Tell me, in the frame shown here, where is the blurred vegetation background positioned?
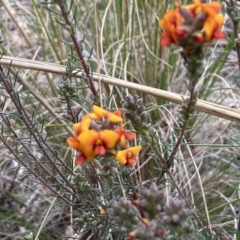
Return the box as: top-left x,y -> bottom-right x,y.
0,0 -> 240,239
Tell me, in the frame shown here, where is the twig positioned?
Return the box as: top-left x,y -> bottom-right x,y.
0,113 -> 73,194
0,65 -> 76,193
167,84 -> 196,169
163,162 -> 204,228
57,0 -> 98,97
0,135 -> 72,205
65,95 -> 77,123
5,64 -> 73,136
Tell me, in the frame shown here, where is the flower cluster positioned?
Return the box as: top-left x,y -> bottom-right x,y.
159,0 -> 225,48
161,198 -> 193,233
107,183 -> 193,239
122,95 -> 147,131
108,198 -> 140,231
67,105 -> 142,166
133,183 -> 166,220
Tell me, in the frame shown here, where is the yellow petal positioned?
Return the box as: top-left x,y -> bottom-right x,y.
118,135 -> 127,147
67,138 -> 80,151
115,151 -> 127,165
73,117 -> 91,135
92,105 -> 107,118
100,209 -> 106,215
214,14 -> 224,28
203,2 -> 221,14
115,146 -> 142,165
203,18 -> 215,40
128,146 -> 142,156
99,130 -> 120,149
85,112 -> 100,120
92,105 -> 123,122
106,112 -> 123,123
78,130 -> 98,160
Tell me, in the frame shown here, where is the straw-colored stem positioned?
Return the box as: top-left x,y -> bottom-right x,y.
1,56 -> 240,123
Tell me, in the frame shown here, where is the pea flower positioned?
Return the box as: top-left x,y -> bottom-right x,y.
115,125 -> 136,147
100,209 -> 106,215
115,146 -> 142,166
67,105 -> 141,166
78,129 -> 120,158
72,117 -> 91,136
87,105 -> 123,123
159,0 -> 225,48
67,129 -> 120,165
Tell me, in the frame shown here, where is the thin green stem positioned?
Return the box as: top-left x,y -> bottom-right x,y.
57,0 -> 98,97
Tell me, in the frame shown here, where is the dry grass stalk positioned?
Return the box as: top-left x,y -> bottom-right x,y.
1,55 -> 240,123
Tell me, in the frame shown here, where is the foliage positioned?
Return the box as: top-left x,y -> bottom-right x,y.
0,0 -> 240,239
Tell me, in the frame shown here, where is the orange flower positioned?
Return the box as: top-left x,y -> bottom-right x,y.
100,209 -> 106,215
159,0 -> 225,47
67,129 -> 120,165
87,105 -> 123,123
115,126 -> 136,147
189,0 -> 225,41
115,146 -> 142,166
67,105 -> 139,166
159,8 -> 184,46
73,117 -> 91,136
67,137 -> 81,152
77,129 -> 120,161
187,0 -> 221,14
201,7 -> 224,41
